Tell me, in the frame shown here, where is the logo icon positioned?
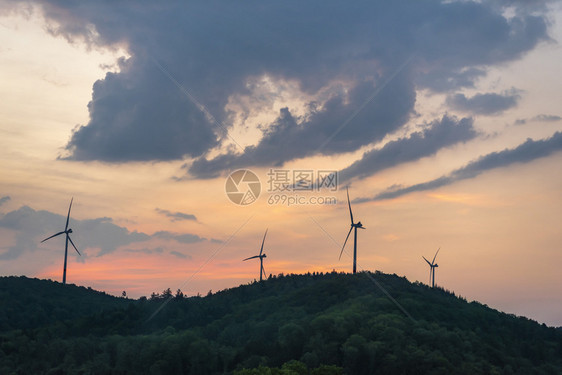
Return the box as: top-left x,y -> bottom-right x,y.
225,169 -> 261,205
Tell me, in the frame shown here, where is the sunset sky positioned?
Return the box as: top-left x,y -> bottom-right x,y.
1,1 -> 561,326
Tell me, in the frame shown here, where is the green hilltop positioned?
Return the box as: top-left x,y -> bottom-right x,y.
0,272 -> 561,374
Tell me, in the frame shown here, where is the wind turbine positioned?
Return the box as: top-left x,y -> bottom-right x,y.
243,229 -> 268,281
40,198 -> 81,284
339,188 -> 365,274
422,248 -> 440,288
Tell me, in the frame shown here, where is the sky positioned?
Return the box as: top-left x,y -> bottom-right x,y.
1,0 -> 561,326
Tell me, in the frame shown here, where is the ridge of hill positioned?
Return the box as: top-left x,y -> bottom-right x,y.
0,276 -> 128,331
0,272 -> 561,374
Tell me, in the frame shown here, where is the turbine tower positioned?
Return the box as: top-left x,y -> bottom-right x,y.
243,229 -> 268,281
339,188 -> 365,274
40,198 -> 81,284
422,248 -> 440,288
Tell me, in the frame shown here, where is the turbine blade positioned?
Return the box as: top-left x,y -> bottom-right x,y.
261,263 -> 266,279
432,248 -> 440,264
68,236 -> 81,256
40,231 -> 65,243
347,187 -> 354,224
243,255 -> 260,261
422,256 -> 432,266
339,227 -> 353,260
65,197 -> 73,231
259,228 -> 268,256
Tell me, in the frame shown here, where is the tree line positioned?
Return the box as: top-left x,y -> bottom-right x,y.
1,273 -> 561,374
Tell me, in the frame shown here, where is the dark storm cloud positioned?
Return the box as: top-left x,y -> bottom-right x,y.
61,60 -> 220,162
446,90 -> 521,115
0,196 -> 10,207
3,1 -> 549,172
366,131 -> 562,201
416,67 -> 487,92
155,208 -> 197,222
189,75 -> 415,178
0,205 -> 207,260
339,116 -> 477,182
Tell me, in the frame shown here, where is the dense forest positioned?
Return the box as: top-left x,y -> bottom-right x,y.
1,272 -> 561,374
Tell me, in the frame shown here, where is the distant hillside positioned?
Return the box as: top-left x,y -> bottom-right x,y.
0,276 -> 128,331
0,272 -> 561,374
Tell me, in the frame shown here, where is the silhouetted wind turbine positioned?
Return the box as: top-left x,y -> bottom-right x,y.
243,229 -> 268,281
339,188 -> 365,274
422,248 -> 440,288
40,198 -> 81,284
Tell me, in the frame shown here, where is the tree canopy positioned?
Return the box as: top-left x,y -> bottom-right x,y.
0,272 -> 561,374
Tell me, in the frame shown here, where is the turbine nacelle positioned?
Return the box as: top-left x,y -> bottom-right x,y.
353,221 -> 364,229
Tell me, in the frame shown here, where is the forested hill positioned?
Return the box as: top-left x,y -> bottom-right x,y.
0,276 -> 129,331
1,272 -> 561,374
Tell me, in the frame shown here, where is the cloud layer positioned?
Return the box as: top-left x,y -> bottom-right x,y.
446,90 -> 521,115
189,75 -> 415,178
0,205 -> 208,260
0,196 -> 10,207
515,114 -> 562,125
369,131 -> 562,201
156,208 -> 197,222
3,0 -> 549,180
339,116 -> 477,182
